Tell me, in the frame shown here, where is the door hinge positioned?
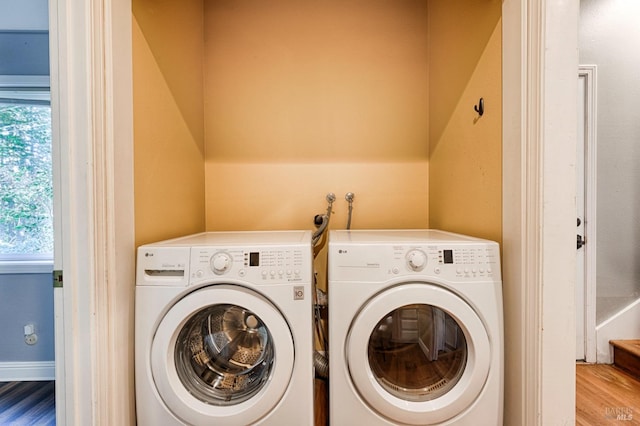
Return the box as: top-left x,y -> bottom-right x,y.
53,270 -> 63,288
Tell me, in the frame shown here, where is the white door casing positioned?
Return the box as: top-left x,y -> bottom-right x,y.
576,73 -> 585,360
49,0 -> 135,424
576,66 -> 597,363
502,0 -> 578,424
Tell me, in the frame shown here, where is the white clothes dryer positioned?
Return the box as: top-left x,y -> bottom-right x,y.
328,230 -> 503,426
135,231 -> 314,426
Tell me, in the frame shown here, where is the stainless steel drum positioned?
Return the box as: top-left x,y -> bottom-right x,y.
174,304 -> 274,405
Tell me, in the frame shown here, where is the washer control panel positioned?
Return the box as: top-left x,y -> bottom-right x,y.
190,246 -> 310,284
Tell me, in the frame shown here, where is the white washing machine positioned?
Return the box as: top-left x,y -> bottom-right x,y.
328,229 -> 503,425
135,231 -> 314,426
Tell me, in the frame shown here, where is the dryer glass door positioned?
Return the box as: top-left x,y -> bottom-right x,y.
368,304 -> 467,402
347,283 -> 490,425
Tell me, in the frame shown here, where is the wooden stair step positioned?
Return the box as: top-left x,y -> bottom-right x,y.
610,340 -> 640,380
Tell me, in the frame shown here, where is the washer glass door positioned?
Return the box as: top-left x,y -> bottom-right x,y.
347,283 -> 491,425
174,303 -> 274,405
151,285 -> 294,426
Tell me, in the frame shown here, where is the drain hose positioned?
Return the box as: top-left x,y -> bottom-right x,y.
314,350 -> 329,379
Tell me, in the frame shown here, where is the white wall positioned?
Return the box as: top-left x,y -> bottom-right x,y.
0,0 -> 48,30
579,0 -> 640,323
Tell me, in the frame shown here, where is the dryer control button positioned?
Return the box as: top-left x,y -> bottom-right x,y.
406,249 -> 427,271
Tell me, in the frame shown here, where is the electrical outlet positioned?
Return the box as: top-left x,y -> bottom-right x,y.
25,334 -> 38,345
24,324 -> 38,345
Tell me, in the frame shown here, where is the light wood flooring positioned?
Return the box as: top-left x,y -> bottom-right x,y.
315,378 -> 328,426
1,367 -> 632,425
576,364 -> 640,425
317,364 -> 640,425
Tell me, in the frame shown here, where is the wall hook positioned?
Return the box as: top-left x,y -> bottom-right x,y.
474,98 -> 484,116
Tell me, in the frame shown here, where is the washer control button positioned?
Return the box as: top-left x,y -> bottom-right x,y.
210,252 -> 232,275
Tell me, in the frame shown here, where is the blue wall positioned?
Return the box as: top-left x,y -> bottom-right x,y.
0,0 -> 54,380
0,31 -> 49,75
0,273 -> 55,362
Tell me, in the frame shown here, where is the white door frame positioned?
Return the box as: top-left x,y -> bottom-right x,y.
51,0 -> 578,424
50,0 -> 135,424
502,0 -> 578,425
576,65 -> 598,363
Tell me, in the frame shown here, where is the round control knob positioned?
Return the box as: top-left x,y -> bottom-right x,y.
406,250 -> 427,271
210,252 -> 232,275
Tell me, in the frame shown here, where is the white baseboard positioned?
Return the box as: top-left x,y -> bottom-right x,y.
0,361 -> 55,381
596,298 -> 640,364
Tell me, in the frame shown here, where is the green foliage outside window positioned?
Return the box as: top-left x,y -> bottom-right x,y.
0,102 -> 53,256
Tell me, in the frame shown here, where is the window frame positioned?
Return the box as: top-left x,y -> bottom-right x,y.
0,74 -> 53,274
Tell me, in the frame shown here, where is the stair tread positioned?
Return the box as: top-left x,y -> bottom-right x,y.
610,339 -> 640,358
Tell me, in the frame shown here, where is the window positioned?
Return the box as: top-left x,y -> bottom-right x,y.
0,76 -> 52,264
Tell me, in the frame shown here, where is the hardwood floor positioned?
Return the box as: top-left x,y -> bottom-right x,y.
576,364 -> 640,425
0,368 -> 631,425
315,378 -> 328,426
0,381 -> 55,426
317,364 -> 640,425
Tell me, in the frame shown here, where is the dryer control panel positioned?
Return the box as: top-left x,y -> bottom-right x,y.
190,246 -> 311,285
330,242 -> 501,283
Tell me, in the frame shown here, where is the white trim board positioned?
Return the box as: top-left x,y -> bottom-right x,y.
0,261 -> 53,275
0,361 -> 55,381
49,0 -> 136,423
596,298 -> 640,364
502,0 -> 578,424
578,65 -> 598,363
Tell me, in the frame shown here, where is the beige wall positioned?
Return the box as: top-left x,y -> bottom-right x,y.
428,0 -> 502,243
132,1 -> 206,246
203,0 -> 430,237
133,0 -> 501,246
